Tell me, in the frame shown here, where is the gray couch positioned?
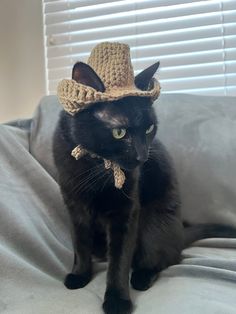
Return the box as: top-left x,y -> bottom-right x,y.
1,94 -> 236,314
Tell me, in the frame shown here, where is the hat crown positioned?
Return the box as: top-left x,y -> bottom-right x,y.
57,41 -> 161,115
87,42 -> 135,91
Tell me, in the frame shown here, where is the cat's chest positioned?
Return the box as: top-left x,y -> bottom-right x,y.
68,158 -> 136,215
92,186 -> 133,216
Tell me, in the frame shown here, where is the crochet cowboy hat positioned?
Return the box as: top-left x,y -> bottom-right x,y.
57,42 -> 161,115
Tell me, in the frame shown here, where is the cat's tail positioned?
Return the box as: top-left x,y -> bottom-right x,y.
183,221 -> 236,248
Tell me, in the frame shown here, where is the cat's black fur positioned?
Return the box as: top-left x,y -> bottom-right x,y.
53,62 -> 236,314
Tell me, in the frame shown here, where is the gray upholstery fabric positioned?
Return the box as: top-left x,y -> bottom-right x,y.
0,94 -> 236,313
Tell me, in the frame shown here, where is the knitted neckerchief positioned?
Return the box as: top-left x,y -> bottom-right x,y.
71,145 -> 125,189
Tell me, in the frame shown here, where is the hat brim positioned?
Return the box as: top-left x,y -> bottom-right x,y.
57,78 -> 161,115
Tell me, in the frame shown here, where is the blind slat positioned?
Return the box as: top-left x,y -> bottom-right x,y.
43,0 -> 236,96
167,86 -> 236,96
46,10 -> 236,39
45,0 -> 119,14
46,6 -> 236,36
162,73 -> 236,90
47,47 -> 236,70
47,35 -> 236,62
45,0 -> 208,15
48,61 -> 236,81
45,0 -> 223,26
47,23 -> 235,58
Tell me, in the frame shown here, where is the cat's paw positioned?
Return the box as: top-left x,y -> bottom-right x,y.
103,289 -> 133,314
64,272 -> 91,290
131,268 -> 158,291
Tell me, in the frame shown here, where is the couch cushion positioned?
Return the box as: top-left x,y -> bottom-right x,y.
156,94 -> 236,226
29,94 -> 236,226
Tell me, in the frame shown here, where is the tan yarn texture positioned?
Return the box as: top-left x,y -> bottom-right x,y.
58,42 -> 161,189
72,145 -> 125,189
57,42 -> 161,115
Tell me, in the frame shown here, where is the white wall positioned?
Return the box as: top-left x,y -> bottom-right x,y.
0,0 -> 46,123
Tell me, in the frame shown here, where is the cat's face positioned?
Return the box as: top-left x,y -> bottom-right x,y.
67,59 -> 160,170
70,96 -> 157,170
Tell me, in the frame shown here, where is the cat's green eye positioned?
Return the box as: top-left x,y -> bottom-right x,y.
112,128 -> 126,139
146,124 -> 155,134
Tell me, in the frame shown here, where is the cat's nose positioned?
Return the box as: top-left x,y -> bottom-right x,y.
133,136 -> 148,163
136,152 -> 148,163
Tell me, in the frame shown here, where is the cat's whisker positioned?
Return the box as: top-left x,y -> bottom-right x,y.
79,173 -> 105,195
67,162 -> 104,184
75,166 -> 107,194
84,168 -> 108,192
120,188 -> 134,201
66,163 -> 104,191
100,171 -> 113,191
147,154 -> 156,162
85,171 -> 110,194
70,167 -> 103,194
148,149 -> 160,162
76,163 -> 103,177
148,149 -> 158,155
91,167 -> 114,192
73,170 -> 105,194
69,169 -> 101,193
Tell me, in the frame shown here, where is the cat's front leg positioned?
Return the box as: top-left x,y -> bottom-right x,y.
63,196 -> 93,290
131,212 -> 183,291
103,209 -> 139,314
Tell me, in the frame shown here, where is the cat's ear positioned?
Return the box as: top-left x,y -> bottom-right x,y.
135,61 -> 160,90
72,62 -> 105,92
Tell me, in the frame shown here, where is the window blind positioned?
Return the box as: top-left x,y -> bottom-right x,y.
43,0 -> 236,96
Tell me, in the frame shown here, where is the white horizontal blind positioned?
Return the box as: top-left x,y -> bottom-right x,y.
43,0 -> 236,96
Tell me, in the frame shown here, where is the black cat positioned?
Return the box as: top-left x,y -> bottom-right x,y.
53,62 -> 236,314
